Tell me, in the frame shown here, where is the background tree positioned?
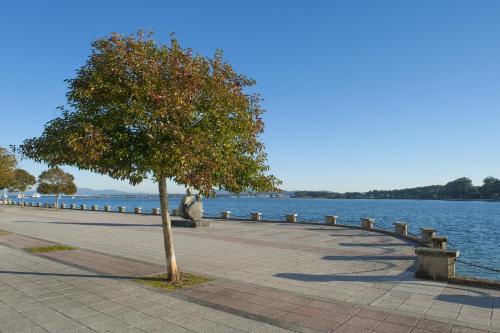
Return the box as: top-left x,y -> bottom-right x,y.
480,177 -> 500,199
0,147 -> 17,203
37,167 -> 77,208
18,31 -> 281,282
440,177 -> 478,199
8,169 -> 36,205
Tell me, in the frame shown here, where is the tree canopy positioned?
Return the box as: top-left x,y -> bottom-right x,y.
9,169 -> 36,194
0,147 -> 17,190
37,167 -> 77,197
17,31 -> 280,282
19,31 -> 280,195
481,177 -> 500,199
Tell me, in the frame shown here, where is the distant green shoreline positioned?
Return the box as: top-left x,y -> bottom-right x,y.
292,176 -> 500,201
290,196 -> 500,202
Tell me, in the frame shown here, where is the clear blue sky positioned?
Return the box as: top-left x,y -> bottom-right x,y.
1,0 -> 500,194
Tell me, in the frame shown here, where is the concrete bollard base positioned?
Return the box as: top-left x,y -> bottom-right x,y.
420,228 -> 436,243
361,218 -> 375,230
251,212 -> 262,221
415,247 -> 459,280
325,215 -> 338,225
394,222 -> 408,236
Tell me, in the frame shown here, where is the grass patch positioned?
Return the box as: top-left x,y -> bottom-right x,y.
135,273 -> 212,291
25,245 -> 76,253
0,229 -> 12,236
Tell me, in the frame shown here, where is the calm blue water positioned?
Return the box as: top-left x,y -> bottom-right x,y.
13,196 -> 500,281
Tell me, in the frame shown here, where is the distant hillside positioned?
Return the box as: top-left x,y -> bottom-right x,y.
292,177 -> 500,200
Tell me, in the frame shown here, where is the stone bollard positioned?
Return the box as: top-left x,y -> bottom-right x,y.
70,204 -> 76,209
60,203 -> 66,209
325,215 -> 338,225
118,206 -> 126,213
92,205 -> 98,211
431,236 -> 448,250
152,208 -> 160,215
134,207 -> 142,214
80,204 -> 87,210
104,205 -> 111,212
420,228 -> 436,243
394,222 -> 408,236
250,212 -> 262,221
221,211 -> 231,219
415,247 -> 459,280
286,213 -> 298,222
361,218 -> 375,230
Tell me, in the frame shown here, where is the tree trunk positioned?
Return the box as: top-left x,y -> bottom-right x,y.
158,177 -> 180,282
55,194 -> 59,210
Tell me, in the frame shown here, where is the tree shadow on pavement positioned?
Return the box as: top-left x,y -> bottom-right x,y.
339,242 -> 409,247
322,255 -> 414,261
0,270 -> 165,281
436,293 -> 495,308
274,271 -> 416,282
13,221 -> 162,227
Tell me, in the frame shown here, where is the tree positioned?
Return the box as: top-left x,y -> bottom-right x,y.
441,177 -> 478,199
9,169 -> 36,205
37,167 -> 77,208
481,177 -> 500,199
0,147 -> 17,203
18,31 -> 281,282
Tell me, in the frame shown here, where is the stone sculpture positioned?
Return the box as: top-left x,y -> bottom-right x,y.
178,189 -> 203,221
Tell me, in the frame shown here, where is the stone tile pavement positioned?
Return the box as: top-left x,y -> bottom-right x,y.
0,244 -> 292,333
1,206 -> 499,332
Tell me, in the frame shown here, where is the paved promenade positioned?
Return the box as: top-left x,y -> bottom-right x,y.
0,206 -> 498,332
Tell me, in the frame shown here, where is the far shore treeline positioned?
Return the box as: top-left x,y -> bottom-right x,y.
293,177 -> 500,200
